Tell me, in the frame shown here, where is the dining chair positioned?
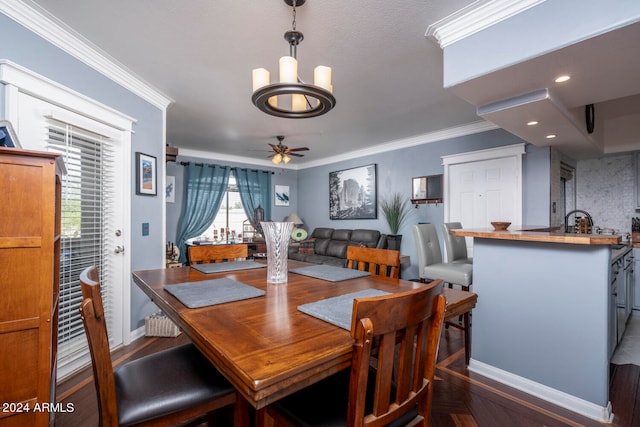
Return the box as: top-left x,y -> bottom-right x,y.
346,246 -> 401,279
188,243 -> 249,265
442,222 -> 473,265
267,280 -> 446,426
79,266 -> 239,426
413,223 -> 472,291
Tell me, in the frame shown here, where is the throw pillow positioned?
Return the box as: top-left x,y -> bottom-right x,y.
298,238 -> 316,254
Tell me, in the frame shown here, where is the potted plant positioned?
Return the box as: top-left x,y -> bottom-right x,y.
380,192 -> 411,251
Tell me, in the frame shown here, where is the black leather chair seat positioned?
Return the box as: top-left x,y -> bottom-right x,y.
269,368 -> 418,427
115,344 -> 235,426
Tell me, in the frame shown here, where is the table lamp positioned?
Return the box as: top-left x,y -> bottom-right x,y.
286,213 -> 307,241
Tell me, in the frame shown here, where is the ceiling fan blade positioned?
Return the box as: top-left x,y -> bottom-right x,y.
287,152 -> 304,157
285,147 -> 310,152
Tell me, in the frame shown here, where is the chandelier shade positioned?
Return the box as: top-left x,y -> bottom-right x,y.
251,0 -> 335,119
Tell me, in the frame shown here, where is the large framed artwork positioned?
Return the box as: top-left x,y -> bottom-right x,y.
329,164 -> 377,220
136,152 -> 157,196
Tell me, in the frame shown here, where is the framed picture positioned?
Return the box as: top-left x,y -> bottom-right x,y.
329,164 -> 377,220
275,185 -> 290,206
136,152 -> 157,196
0,120 -> 21,148
166,175 -> 176,203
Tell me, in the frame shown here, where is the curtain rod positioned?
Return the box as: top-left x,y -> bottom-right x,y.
179,162 -> 274,174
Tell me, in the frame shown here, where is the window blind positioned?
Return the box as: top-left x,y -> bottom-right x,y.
47,119 -> 118,370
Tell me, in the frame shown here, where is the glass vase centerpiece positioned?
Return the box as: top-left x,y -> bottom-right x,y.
261,221 -> 294,284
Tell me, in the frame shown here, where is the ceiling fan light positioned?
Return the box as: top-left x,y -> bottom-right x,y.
272,153 -> 283,164
282,154 -> 291,164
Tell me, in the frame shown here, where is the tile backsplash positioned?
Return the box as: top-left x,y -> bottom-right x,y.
576,153 -> 636,233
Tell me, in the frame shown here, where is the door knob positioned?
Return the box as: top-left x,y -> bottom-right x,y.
114,245 -> 125,254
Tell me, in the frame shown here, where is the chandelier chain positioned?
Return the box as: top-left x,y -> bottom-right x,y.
291,0 -> 297,31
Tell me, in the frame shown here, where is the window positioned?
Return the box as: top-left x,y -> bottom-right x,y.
195,174 -> 250,242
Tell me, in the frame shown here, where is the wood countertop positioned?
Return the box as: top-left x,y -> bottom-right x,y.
449,227 -> 621,245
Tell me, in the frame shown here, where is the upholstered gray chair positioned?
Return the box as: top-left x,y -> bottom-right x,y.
413,223 -> 472,291
442,222 -> 473,264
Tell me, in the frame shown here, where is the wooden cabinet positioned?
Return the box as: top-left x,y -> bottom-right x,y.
247,241 -> 266,258
0,148 -> 64,426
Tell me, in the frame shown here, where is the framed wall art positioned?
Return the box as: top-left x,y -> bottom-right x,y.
329,164 -> 377,220
166,175 -> 176,203
136,152 -> 157,196
275,185 -> 290,206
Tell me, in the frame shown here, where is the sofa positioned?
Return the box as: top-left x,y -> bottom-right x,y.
288,227 -> 386,267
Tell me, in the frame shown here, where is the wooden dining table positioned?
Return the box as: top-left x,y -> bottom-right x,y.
132,259 -> 476,424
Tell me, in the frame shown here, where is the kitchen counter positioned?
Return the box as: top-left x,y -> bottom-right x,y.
450,226 -> 621,245
458,227 -> 614,422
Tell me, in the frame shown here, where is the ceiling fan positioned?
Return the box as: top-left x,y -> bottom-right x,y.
269,135 -> 309,164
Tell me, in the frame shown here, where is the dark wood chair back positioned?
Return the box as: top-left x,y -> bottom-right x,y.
79,266 -> 238,426
346,246 -> 401,279
348,280 -> 445,426
79,266 -> 119,426
188,244 -> 249,264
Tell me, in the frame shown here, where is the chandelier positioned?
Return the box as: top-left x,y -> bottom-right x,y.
251,0 -> 335,119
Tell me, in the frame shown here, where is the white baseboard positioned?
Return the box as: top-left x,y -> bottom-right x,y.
130,325 -> 146,341
468,359 -> 614,424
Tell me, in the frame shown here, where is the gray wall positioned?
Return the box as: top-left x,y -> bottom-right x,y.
1,13 -> 165,331
296,128 -> 548,279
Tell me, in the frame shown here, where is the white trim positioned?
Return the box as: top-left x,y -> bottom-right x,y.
469,358 -> 614,423
0,0 -> 172,110
425,0 -> 546,48
0,60 -> 136,131
178,121 -> 498,170
442,142 -> 525,165
300,121 -> 498,169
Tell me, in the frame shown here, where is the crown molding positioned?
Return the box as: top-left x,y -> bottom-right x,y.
1,0 -> 173,110
426,0 -> 546,48
298,120 -> 498,169
176,121 -> 498,171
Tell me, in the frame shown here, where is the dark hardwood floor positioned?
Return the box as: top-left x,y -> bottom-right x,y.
55,326 -> 640,426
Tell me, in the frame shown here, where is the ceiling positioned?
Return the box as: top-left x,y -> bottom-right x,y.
22,0 -> 640,166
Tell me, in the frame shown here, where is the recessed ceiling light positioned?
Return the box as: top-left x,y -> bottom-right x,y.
554,75 -> 571,83
546,134 -> 557,139
527,121 -> 539,126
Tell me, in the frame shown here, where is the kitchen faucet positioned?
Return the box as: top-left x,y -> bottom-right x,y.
564,209 -> 593,233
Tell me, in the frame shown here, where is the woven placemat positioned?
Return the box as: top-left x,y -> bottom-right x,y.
289,264 -> 371,282
165,278 -> 265,308
298,289 -> 389,330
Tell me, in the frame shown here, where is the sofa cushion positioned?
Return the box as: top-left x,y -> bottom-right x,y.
298,238 -> 315,254
325,240 -> 349,259
330,229 -> 352,241
311,228 -> 334,239
311,228 -> 334,255
349,229 -> 381,248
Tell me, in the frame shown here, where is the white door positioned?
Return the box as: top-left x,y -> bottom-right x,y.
14,91 -> 131,379
444,144 -> 524,256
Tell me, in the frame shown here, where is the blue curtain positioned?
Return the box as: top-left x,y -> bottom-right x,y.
175,163 -> 230,263
233,168 -> 272,226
